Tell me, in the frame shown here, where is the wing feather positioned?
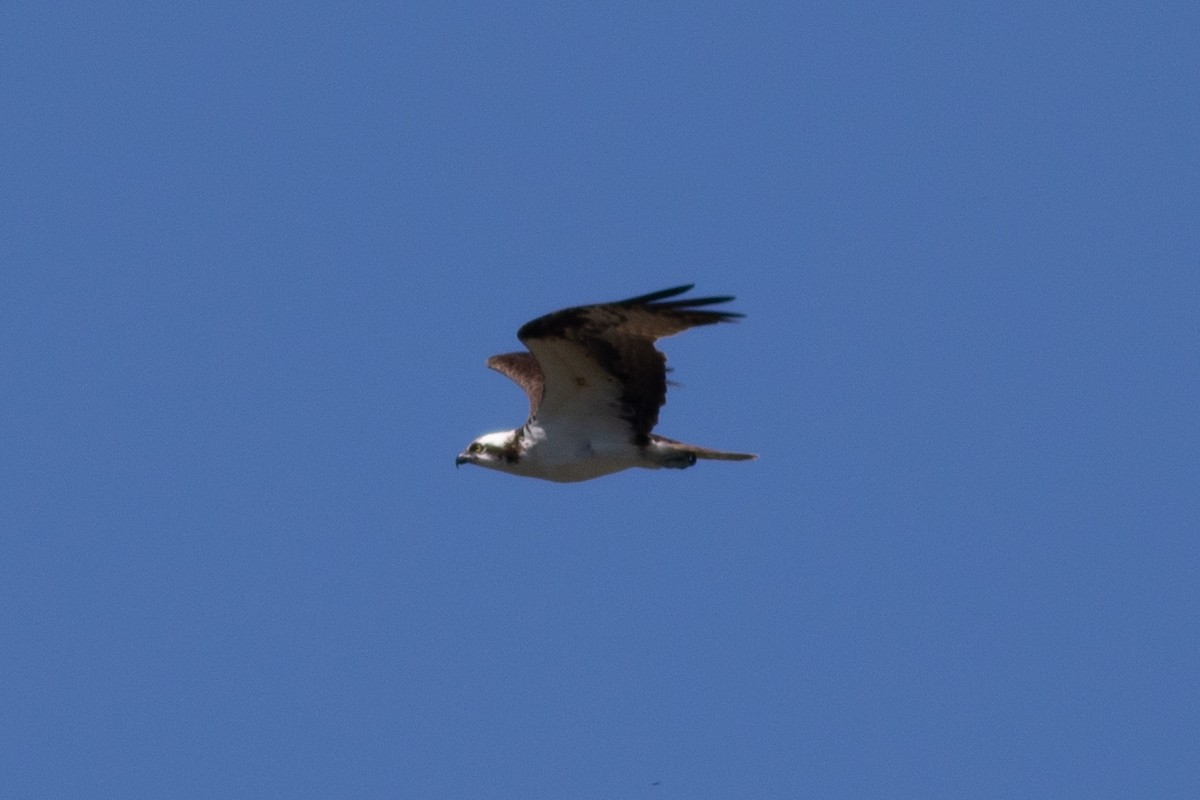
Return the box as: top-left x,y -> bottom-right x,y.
515,285 -> 742,441
486,352 -> 544,417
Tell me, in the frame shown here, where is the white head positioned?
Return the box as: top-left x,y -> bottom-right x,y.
456,430 -> 521,473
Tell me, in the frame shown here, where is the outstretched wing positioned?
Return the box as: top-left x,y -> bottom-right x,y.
486,352 -> 544,418
514,284 -> 742,442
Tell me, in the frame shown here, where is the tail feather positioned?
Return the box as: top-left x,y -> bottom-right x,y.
689,445 -> 758,461
651,434 -> 757,462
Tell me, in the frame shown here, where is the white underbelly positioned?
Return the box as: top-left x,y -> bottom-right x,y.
530,457 -> 633,482
519,432 -> 642,483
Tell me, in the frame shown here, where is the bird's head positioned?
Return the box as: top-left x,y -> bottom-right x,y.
456,430 -> 520,472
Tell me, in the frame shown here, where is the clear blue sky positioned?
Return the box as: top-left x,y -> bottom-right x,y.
3,2 -> 1198,797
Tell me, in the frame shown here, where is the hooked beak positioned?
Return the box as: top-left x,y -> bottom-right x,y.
455,454 -> 471,468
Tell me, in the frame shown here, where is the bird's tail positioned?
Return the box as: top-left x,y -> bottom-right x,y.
650,435 -> 757,462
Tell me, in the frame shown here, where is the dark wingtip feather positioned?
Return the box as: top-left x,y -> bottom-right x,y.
617,284 -> 695,305
658,298 -> 742,319
619,285 -> 742,320
657,294 -> 734,307
518,284 -> 744,342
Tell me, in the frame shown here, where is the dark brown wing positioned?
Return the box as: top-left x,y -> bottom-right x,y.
486,352 -> 544,417
516,285 -> 743,441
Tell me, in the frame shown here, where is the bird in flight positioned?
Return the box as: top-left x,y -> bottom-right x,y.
456,284 -> 756,482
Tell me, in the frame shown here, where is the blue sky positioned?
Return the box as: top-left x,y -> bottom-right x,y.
3,2 -> 1198,797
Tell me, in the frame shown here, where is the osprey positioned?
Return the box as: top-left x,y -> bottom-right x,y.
456,284 -> 756,482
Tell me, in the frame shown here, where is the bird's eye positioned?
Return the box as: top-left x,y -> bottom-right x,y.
469,443 -> 482,454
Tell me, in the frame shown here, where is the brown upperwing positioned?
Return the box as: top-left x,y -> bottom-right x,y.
486,352 -> 544,418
